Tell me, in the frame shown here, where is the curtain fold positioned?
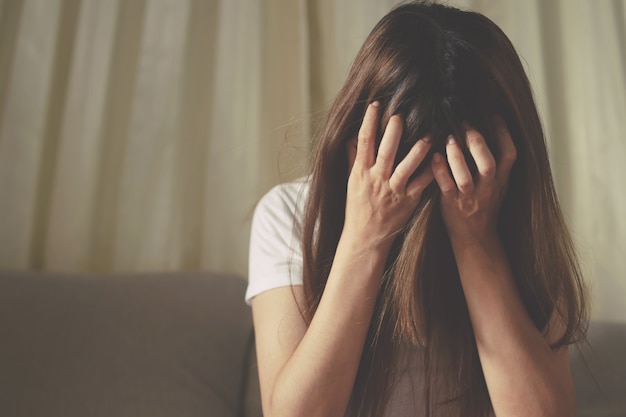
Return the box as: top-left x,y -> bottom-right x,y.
0,0 -> 623,320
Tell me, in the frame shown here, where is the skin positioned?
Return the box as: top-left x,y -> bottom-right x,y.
252,102 -> 575,417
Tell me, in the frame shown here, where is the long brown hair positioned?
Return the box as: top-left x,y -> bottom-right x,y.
300,2 -> 588,416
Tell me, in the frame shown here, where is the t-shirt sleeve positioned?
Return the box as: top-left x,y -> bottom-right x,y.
245,182 -> 305,304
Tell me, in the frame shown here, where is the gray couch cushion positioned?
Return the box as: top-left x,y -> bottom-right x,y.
571,321 -> 626,417
0,271 -> 255,417
243,338 -> 263,417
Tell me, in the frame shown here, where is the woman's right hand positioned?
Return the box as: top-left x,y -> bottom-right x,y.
343,102 -> 434,249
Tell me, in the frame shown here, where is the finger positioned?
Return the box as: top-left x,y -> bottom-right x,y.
354,102 -> 380,169
406,167 -> 434,200
389,135 -> 432,193
465,129 -> 496,180
493,117 -> 517,181
375,114 -> 403,177
445,135 -> 474,194
431,152 -> 457,196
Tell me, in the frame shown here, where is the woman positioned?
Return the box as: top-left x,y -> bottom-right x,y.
246,2 -> 588,417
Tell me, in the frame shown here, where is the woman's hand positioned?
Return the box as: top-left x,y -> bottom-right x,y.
343,102 -> 433,249
431,119 -> 517,247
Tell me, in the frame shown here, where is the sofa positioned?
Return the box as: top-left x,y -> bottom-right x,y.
0,271 -> 624,417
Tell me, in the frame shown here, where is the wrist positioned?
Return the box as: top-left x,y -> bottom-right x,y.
449,233 -> 503,257
338,229 -> 394,257
333,231 -> 393,278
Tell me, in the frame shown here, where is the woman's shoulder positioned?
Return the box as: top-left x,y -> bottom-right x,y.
253,176 -> 311,230
258,176 -> 310,208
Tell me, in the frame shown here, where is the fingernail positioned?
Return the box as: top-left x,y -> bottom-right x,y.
371,101 -> 380,107
433,153 -> 442,163
446,135 -> 455,145
421,135 -> 432,143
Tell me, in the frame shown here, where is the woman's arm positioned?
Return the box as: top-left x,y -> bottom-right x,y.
252,237 -> 391,417
252,102 -> 433,417
431,122 -> 576,417
450,236 -> 575,417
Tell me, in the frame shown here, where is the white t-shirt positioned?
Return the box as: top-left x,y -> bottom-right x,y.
246,177 -> 309,304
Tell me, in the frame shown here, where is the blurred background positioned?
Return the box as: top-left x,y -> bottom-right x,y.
0,0 -> 624,321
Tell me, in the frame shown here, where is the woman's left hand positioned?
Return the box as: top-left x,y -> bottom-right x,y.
431,119 -> 517,247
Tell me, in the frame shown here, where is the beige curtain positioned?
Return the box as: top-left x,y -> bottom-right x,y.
0,0 -> 624,321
